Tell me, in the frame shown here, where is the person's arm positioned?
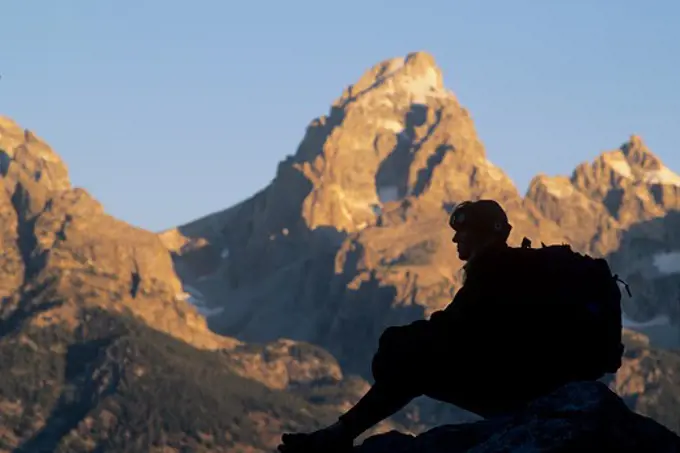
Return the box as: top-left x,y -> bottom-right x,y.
426,264 -> 506,346
426,284 -> 478,343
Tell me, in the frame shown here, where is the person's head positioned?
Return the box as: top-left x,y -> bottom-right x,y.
449,199 -> 512,261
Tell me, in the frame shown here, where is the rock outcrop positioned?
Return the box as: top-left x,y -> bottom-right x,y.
353,381 -> 680,453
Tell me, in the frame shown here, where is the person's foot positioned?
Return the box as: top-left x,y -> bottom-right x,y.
278,421 -> 354,453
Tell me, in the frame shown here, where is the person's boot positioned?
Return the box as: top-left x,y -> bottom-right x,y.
278,421 -> 354,453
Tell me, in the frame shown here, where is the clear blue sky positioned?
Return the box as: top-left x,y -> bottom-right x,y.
2,1 -> 678,232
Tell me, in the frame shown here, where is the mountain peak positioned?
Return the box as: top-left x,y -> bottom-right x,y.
594,136 -> 680,188
620,134 -> 663,172
567,134 -> 680,194
0,116 -> 71,193
0,114 -> 239,353
343,51 -> 448,108
167,52 -> 521,296
259,52 -> 517,235
524,135 -> 680,251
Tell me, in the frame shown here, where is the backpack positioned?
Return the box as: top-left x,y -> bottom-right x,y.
505,237 -> 629,378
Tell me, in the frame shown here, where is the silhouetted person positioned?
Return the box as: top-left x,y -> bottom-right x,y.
278,199 -> 618,453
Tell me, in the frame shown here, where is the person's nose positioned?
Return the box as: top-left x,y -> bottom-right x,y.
452,231 -> 459,243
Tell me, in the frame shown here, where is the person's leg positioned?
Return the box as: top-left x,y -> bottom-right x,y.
278,322 -> 497,452
336,340 -> 507,436
278,348 -> 420,452
279,381 -> 415,452
279,326 -> 427,452
336,351 -> 421,438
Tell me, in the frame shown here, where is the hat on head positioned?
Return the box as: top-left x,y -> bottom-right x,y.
449,199 -> 511,235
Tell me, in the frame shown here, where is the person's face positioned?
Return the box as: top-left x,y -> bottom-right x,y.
452,228 -> 478,261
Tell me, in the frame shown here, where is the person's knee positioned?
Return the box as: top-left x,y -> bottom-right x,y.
378,321 -> 429,351
371,345 -> 429,389
371,350 -> 426,400
371,349 -> 395,383
378,325 -> 405,350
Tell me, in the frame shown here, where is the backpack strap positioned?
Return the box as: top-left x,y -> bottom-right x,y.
613,273 -> 632,297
